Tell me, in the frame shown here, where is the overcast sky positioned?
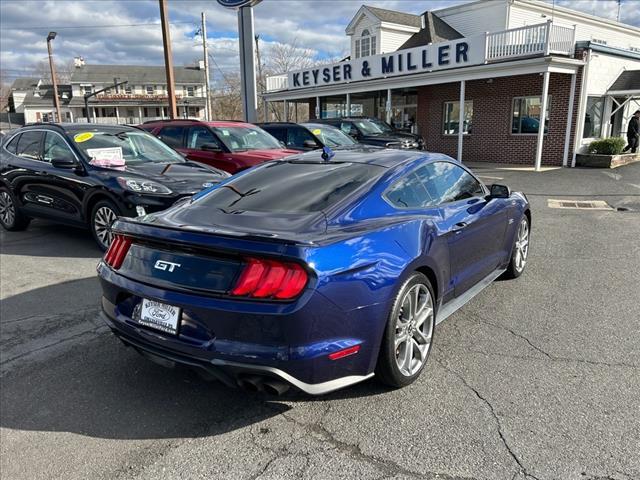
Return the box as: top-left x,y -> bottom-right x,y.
1,0 -> 638,87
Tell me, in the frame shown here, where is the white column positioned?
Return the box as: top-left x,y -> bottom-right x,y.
115,107 -> 120,124
386,88 -> 392,124
138,106 -> 143,123
92,107 -> 97,122
562,73 -> 577,167
346,93 -> 351,117
315,96 -> 320,119
457,80 -> 465,162
283,100 -> 288,122
534,71 -> 550,172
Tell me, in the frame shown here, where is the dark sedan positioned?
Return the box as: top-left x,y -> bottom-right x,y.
0,123 -> 229,249
315,117 -> 424,150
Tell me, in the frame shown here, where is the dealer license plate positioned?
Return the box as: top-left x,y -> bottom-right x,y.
138,298 -> 181,335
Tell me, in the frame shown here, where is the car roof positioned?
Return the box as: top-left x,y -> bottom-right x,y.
141,119 -> 256,129
281,147 -> 449,168
300,122 -> 338,129
256,122 -> 299,127
19,122 -> 141,134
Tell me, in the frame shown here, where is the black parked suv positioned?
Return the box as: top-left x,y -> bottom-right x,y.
257,121 -> 363,151
315,116 -> 424,150
0,123 -> 229,249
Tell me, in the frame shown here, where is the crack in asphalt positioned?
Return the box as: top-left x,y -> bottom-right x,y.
453,310 -> 639,370
251,401 -> 479,480
434,358 -> 542,480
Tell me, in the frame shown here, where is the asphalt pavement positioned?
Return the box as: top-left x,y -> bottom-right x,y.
1,162 -> 639,480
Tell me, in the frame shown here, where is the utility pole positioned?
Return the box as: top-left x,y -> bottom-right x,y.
201,12 -> 212,121
159,0 -> 178,119
254,34 -> 264,121
46,32 -> 62,123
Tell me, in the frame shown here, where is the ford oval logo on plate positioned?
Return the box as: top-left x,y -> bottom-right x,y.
217,0 -> 262,8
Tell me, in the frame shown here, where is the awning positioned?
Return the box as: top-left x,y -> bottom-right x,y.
607,70 -> 640,96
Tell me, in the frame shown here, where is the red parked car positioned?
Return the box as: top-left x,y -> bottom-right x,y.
141,120 -> 299,173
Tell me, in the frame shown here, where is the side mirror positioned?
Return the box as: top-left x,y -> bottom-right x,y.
201,143 -> 222,152
303,139 -> 319,149
488,184 -> 511,199
51,157 -> 78,169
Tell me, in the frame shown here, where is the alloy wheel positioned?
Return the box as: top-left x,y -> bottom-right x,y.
93,206 -> 117,248
394,283 -> 434,377
0,191 -> 16,227
514,218 -> 529,273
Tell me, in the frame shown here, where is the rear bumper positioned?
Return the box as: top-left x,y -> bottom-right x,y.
104,314 -> 373,395
98,263 -> 385,395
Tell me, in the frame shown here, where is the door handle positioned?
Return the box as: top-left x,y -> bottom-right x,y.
452,222 -> 468,234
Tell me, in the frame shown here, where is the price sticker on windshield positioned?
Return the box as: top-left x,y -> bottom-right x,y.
74,132 -> 94,143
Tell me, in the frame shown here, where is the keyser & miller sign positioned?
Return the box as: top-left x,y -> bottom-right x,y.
287,34 -> 485,90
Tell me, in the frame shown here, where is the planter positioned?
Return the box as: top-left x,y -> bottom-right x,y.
575,152 -> 640,168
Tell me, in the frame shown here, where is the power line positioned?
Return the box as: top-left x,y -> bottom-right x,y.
1,21 -> 195,31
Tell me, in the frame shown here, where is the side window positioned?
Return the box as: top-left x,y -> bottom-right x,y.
288,127 -> 316,147
5,134 -> 21,154
43,132 -> 76,163
158,126 -> 185,149
267,127 -> 287,144
384,173 -> 432,209
187,126 -> 220,149
416,162 -> 485,205
340,122 -> 354,135
16,131 -> 44,161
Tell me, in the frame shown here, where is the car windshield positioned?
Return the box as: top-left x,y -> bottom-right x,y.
353,119 -> 394,135
211,126 -> 282,152
196,161 -> 382,213
304,124 -> 356,147
71,130 -> 184,167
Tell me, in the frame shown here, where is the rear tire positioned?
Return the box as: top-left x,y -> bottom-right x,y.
504,215 -> 530,279
376,272 -> 436,388
0,187 -> 30,231
90,200 -> 120,251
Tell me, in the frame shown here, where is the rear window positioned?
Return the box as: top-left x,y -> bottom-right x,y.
196,161 -> 382,213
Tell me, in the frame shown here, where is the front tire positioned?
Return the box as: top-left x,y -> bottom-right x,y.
0,187 -> 30,231
504,215 -> 530,279
376,272 -> 436,388
90,200 -> 120,251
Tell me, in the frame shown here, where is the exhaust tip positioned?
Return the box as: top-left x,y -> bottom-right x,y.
237,375 -> 264,393
262,379 -> 290,396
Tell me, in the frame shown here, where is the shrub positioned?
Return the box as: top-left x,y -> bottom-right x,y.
588,137 -> 626,155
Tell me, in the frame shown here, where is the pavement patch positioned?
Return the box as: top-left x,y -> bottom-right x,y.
547,199 -> 614,210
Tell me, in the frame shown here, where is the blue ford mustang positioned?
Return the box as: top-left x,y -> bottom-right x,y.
97,147 -> 530,395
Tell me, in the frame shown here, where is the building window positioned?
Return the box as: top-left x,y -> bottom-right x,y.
355,40 -> 361,59
512,96 -> 550,134
187,86 -> 195,97
124,85 -> 132,94
583,96 -> 604,138
443,101 -> 473,135
146,85 -> 155,95
359,29 -> 376,58
82,85 -> 92,95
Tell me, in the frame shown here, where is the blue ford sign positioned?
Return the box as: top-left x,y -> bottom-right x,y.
217,0 -> 262,7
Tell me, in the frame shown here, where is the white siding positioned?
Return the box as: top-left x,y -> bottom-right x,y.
379,28 -> 413,54
350,13 -> 379,58
585,53 -> 640,95
436,1 -> 508,37
508,4 -> 640,51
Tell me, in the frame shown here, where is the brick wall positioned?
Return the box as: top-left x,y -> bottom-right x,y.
416,71 -> 583,166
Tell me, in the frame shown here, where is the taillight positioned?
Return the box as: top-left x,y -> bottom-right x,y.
104,234 -> 132,270
231,258 -> 308,300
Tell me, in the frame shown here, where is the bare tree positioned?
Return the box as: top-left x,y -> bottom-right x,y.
0,69 -> 12,112
263,39 -> 317,75
33,58 -> 76,84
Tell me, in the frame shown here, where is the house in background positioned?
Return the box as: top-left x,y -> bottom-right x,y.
264,0 -> 640,168
68,57 -> 208,123
5,58 -> 208,126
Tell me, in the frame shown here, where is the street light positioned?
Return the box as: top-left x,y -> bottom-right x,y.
46,31 -> 62,123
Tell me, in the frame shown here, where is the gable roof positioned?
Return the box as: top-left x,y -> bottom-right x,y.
399,12 -> 463,50
70,65 -> 205,85
608,70 -> 640,93
346,5 -> 422,34
364,5 -> 422,28
11,78 -> 39,91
